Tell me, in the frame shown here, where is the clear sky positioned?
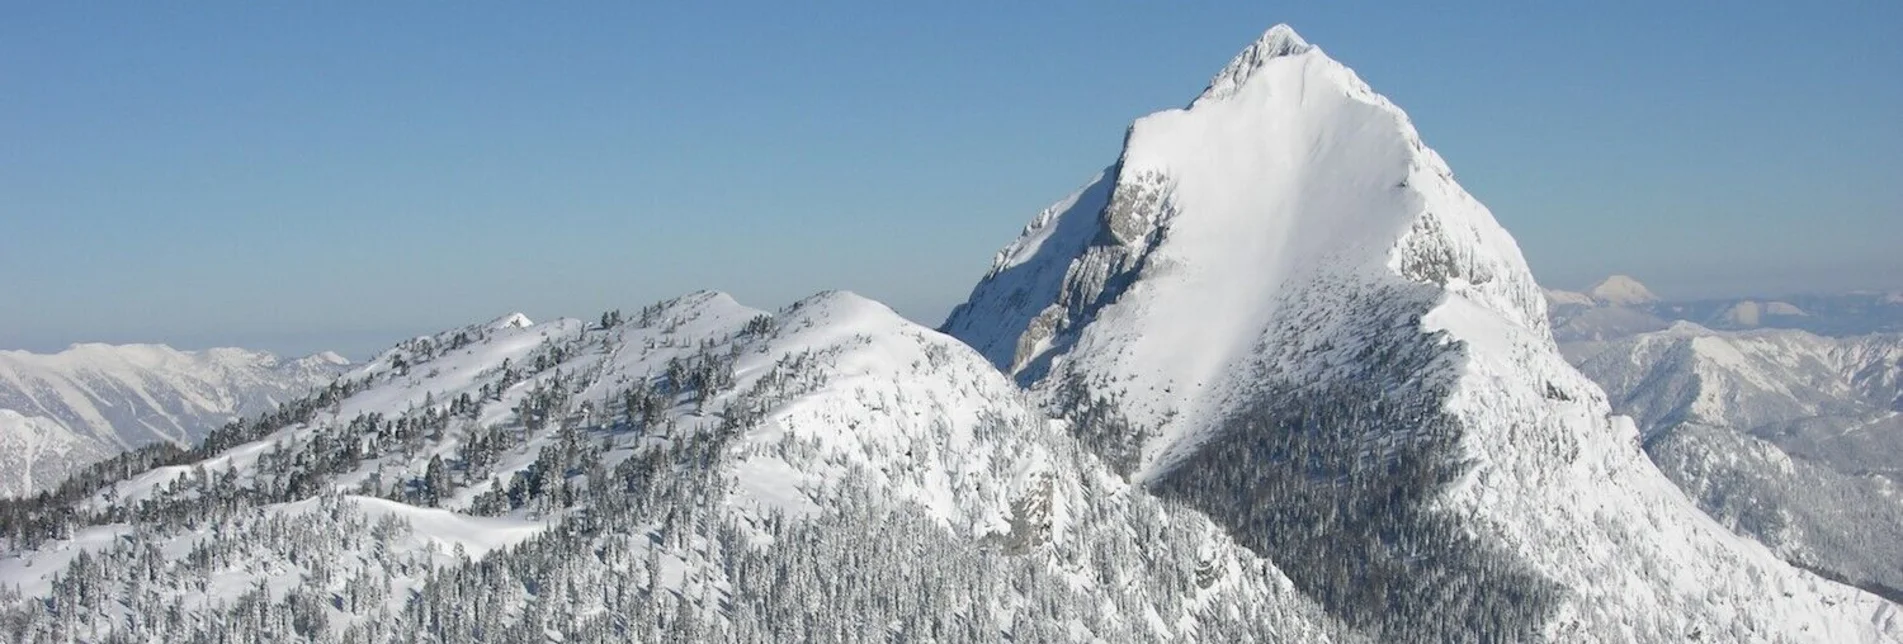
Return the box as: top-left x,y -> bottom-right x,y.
4,2 -> 1899,358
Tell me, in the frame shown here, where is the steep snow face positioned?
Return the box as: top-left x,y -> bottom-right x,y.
949,24 -> 1901,642
0,343 -> 349,497
947,24 -> 1543,477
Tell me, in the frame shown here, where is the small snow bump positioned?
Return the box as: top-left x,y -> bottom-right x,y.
487,312 -> 534,330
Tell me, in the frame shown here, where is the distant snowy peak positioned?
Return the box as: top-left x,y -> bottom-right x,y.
1543,276 -> 1668,342
0,287 -> 1355,642
1587,274 -> 1659,306
1543,275 -> 1659,308
1545,278 -> 1903,340
1714,299 -> 1808,327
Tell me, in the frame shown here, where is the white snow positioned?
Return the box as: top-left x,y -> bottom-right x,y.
948,24 -> 1903,642
953,23 -> 1543,480
1588,275 -> 1660,306
4,22 -> 1897,644
272,495 -> 550,558
0,343 -> 348,498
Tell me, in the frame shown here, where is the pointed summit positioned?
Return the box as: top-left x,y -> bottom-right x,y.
1197,24 -> 1315,103
947,24 -> 1898,641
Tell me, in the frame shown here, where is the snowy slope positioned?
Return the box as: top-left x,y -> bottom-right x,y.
947,24 -> 1901,642
1575,323 -> 1903,442
1571,324 -> 1903,595
0,344 -> 349,497
0,410 -> 114,500
0,291 -> 1352,642
948,24 -> 1546,478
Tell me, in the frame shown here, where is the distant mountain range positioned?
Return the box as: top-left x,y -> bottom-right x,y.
1547,275 -> 1903,343
1551,278 -> 1903,601
0,344 -> 349,498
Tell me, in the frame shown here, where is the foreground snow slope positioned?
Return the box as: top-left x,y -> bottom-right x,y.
0,344 -> 348,497
948,24 -> 1900,642
0,291 -> 1352,642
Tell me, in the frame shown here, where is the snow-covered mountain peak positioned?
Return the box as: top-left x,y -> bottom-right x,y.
947,25 -> 1900,640
1196,24 -> 1315,103
1588,274 -> 1659,305
487,312 -> 535,330
777,289 -> 884,319
950,22 -> 1547,478
1,287 -> 1361,641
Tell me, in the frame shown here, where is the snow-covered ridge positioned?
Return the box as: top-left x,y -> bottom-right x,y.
0,342 -> 350,498
950,22 -> 1546,479
0,288 -> 1355,641
1577,325 -> 1903,437
1571,324 -> 1903,598
948,23 -> 1901,641
1195,24 -> 1315,104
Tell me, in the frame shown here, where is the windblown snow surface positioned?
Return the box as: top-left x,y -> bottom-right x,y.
946,24 -> 1900,642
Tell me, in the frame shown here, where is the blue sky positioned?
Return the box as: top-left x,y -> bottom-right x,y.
4,2 -> 1899,357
